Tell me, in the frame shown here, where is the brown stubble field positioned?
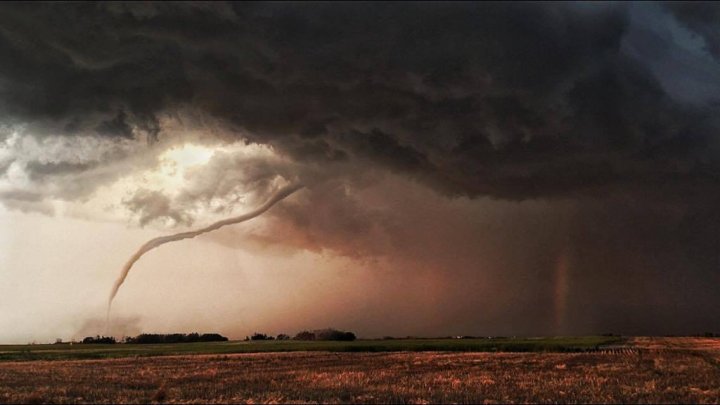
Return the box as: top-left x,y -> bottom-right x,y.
1,337 -> 719,404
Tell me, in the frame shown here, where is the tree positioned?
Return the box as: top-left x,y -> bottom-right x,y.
314,328 -> 356,341
199,333 -> 228,342
82,335 -> 116,344
293,331 -> 316,341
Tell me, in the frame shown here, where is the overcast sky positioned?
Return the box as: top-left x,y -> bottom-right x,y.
1,2 -> 720,343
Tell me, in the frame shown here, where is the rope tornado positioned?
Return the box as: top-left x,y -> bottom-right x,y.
106,183 -> 304,324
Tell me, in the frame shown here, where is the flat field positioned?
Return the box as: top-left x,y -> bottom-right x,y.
0,337 -> 718,404
0,336 -> 620,362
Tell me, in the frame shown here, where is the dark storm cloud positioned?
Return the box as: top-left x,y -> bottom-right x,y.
0,189 -> 44,202
1,2 -> 717,200
0,2 -> 193,139
24,161 -> 100,181
0,189 -> 54,215
664,1 -> 720,60
123,188 -> 193,227
94,110 -> 134,139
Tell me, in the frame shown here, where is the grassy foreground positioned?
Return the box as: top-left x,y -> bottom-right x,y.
0,336 -> 623,362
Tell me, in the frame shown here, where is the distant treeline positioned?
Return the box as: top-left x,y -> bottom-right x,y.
82,329 -> 358,344
248,328 -> 356,341
82,336 -> 117,344
126,333 -> 228,344
82,333 -> 228,344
